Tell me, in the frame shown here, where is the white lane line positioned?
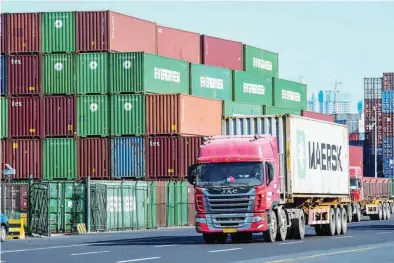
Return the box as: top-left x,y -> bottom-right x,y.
154,244 -> 175,248
70,251 -> 109,256
208,248 -> 242,253
1,243 -> 90,254
116,257 -> 161,263
376,231 -> 393,235
333,236 -> 354,239
278,241 -> 304,245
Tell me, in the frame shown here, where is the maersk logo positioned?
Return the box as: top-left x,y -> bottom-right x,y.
154,67 -> 180,83
282,90 -> 301,102
200,76 -> 223,90
253,58 -> 272,71
243,83 -> 265,95
309,141 -> 343,172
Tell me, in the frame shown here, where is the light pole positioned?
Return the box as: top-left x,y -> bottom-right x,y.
373,107 -> 377,178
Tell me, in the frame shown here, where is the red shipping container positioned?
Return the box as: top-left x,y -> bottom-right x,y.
349,133 -> 360,141
382,113 -> 394,137
7,13 -> 41,53
76,11 -> 156,53
7,54 -> 41,95
363,178 -> 392,197
301,110 -> 334,122
4,184 -> 28,212
146,136 -> 202,180
43,96 -> 75,137
78,138 -> 110,179
146,94 -> 222,136
349,145 -> 363,173
383,73 -> 394,91
156,25 -> 200,64
1,140 -> 6,178
8,97 -> 42,138
201,35 -> 243,70
1,14 -> 7,54
5,139 -> 42,180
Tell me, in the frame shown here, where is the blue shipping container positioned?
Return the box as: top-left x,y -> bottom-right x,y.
382,91 -> 394,113
1,56 -> 6,95
111,137 -> 145,179
383,137 -> 394,157
383,158 -> 394,178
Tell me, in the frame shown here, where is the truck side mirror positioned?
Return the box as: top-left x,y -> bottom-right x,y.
187,164 -> 197,185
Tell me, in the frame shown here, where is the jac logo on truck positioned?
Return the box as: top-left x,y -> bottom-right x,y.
308,141 -> 343,172
221,188 -> 238,194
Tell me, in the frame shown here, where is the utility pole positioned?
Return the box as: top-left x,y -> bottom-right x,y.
374,106 -> 377,178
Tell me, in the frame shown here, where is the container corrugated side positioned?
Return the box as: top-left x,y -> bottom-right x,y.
363,178 -> 392,197
264,106 -> 301,115
201,35 -> 243,71
8,97 -> 42,138
76,11 -> 156,53
43,138 -> 76,180
43,54 -> 75,95
383,73 -> 394,91
222,101 -> 263,117
78,138 -> 110,179
1,56 -> 6,95
1,14 -> 7,54
301,110 -> 334,122
166,181 -> 189,226
7,13 -> 41,53
1,97 -> 7,138
111,137 -> 145,179
190,63 -> 232,101
233,70 -> 272,105
146,136 -> 202,180
222,116 -> 282,136
156,25 -> 200,64
109,52 -> 189,94
110,94 -> 145,136
1,140 -> 5,177
43,96 -> 75,137
382,90 -> 394,113
77,95 -> 109,137
243,45 -> 279,78
41,12 -> 75,53
5,139 -> 42,180
146,94 -> 222,136
272,78 -> 307,110
349,145 -> 363,174
7,55 -> 41,95
76,53 -> 108,94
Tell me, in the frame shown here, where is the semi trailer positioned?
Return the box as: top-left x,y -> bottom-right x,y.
187,115 -> 392,244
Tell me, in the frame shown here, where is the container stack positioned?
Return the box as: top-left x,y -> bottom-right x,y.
1,10 -> 309,232
382,73 -> 394,178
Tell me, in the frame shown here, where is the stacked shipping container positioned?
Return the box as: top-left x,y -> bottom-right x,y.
382,73 -> 394,178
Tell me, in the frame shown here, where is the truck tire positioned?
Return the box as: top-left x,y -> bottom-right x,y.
335,208 -> 342,235
383,203 -> 388,220
328,208 -> 336,236
341,207 -> 348,235
1,225 -> 6,242
231,233 -> 252,243
292,213 -> 305,240
264,210 -> 278,243
203,233 -> 227,244
314,224 -> 325,236
354,205 -> 361,222
378,204 -> 383,220
276,209 -> 288,242
347,205 -> 353,223
391,203 -> 394,214
387,204 -> 392,220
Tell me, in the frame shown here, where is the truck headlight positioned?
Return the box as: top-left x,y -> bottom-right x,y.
253,216 -> 263,222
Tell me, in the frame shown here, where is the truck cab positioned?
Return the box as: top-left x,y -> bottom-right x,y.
349,166 -> 363,202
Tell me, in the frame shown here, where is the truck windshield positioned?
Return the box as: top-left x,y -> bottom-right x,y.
350,179 -> 360,190
195,162 -> 263,187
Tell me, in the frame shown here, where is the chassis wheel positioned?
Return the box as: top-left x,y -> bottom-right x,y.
276,209 -> 288,242
327,208 -> 336,236
1,225 -> 6,242
353,204 -> 361,222
347,205 -> 353,223
264,210 -> 278,242
292,212 -> 305,240
335,208 -> 342,235
341,207 -> 348,235
314,224 -> 325,236
386,204 -> 391,220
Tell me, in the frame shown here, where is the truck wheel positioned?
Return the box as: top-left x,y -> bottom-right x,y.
276,209 -> 288,242
1,225 -> 6,242
378,204 -> 383,220
328,208 -> 336,236
231,233 -> 252,243
354,205 -> 361,222
347,205 -> 353,223
383,204 -> 388,220
387,204 -> 392,220
391,203 -> 394,214
264,210 -> 278,243
335,208 -> 342,235
341,207 -> 347,235
292,213 -> 305,240
314,224 -> 325,236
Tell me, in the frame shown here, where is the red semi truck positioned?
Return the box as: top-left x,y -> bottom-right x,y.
187,115 -> 392,244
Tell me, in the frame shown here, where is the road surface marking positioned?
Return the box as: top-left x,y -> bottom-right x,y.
154,244 -> 175,248
70,251 -> 109,256
278,241 -> 304,245
376,232 -> 393,235
116,257 -> 161,263
208,248 -> 242,253
333,236 -> 353,239
1,244 -> 91,254
265,243 -> 394,263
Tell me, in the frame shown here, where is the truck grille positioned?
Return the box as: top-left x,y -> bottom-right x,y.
206,195 -> 252,213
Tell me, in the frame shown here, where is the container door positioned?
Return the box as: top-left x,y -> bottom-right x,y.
90,184 -> 107,231
29,182 -> 50,236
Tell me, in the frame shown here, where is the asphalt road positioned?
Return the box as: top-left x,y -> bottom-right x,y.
1,217 -> 394,263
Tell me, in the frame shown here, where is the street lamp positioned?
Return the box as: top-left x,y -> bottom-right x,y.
373,107 -> 377,178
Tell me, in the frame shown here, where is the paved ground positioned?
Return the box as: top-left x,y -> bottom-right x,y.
1,217 -> 394,263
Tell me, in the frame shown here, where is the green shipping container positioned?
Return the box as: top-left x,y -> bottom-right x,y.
166,181 -> 188,227
77,95 -> 109,137
1,97 -> 7,138
42,12 -> 76,53
109,52 -> 189,94
43,54 -> 75,94
263,105 -> 301,115
272,78 -> 307,110
223,100 -> 263,117
49,182 -> 85,233
43,138 -> 76,180
233,70 -> 272,105
190,64 -> 232,100
110,94 -> 145,136
77,53 -> 108,94
243,45 -> 279,78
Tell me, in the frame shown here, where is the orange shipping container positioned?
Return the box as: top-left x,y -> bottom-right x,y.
146,94 -> 222,136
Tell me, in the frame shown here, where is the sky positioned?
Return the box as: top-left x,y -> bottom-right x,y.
2,0 -> 394,112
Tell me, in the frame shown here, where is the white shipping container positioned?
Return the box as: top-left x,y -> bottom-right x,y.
286,116 -> 349,197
